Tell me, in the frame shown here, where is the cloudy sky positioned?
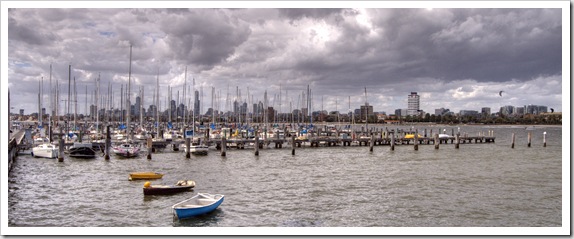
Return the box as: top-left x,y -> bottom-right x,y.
3,2 -> 567,117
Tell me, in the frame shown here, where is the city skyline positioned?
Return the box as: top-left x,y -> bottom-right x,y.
4,2 -> 567,116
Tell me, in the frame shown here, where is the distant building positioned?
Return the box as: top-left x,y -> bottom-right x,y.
193,90 -> 200,116
481,107 -> 491,116
407,92 -> 420,116
19,109 -> 24,116
395,108 -> 407,118
435,108 -> 451,116
514,107 -> 524,116
459,110 -> 479,116
525,105 -> 547,115
360,104 -> 373,121
499,105 -> 514,116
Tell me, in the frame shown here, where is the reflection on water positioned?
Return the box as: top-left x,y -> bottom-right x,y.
8,125 -> 563,228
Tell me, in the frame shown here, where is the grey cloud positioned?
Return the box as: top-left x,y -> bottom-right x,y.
160,9 -> 251,70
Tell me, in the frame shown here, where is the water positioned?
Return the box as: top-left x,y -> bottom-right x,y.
7,125 -> 563,229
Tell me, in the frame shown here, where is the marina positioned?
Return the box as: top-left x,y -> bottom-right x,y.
7,124 -> 563,229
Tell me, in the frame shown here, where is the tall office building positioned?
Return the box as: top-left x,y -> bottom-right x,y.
407,92 -> 420,116
193,90 -> 200,116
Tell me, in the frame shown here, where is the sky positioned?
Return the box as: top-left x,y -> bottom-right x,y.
3,1 -> 568,117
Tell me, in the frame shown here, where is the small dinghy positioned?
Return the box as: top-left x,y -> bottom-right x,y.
128,172 -> 164,181
172,193 -> 224,219
143,180 -> 196,195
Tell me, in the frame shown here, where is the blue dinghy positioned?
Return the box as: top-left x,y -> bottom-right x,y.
172,193 -> 224,219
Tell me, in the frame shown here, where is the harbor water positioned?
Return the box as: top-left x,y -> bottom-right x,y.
7,125 -> 563,230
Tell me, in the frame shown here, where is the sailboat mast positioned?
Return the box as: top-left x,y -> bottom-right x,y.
74,77 -> 77,131
156,70 -> 160,139
38,78 -> 42,126
183,66 -> 187,127
127,44 -> 132,141
96,74 -> 100,132
67,64 -> 71,136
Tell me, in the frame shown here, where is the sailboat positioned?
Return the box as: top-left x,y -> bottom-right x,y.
112,44 -> 141,158
33,76 -> 59,159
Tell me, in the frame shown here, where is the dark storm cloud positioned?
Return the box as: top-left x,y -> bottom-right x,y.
278,8 -> 345,22
5,5 -> 565,115
160,9 -> 251,70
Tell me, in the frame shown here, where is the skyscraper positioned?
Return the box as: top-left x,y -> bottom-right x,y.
407,92 -> 420,116
193,90 -> 200,116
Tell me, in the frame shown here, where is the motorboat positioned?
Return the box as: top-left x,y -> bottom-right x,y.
172,193 -> 224,219
143,180 -> 196,195
32,143 -> 58,159
438,134 -> 450,139
112,143 -> 140,158
68,142 -> 96,158
181,144 -> 209,155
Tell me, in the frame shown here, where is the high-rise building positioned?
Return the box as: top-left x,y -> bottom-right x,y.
135,96 -> 141,116
360,104 -> 373,120
193,90 -> 200,116
407,92 -> 420,116
481,107 -> 491,116
499,105 -> 514,116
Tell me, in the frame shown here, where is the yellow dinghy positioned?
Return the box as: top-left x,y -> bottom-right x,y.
404,134 -> 423,139
129,172 -> 164,181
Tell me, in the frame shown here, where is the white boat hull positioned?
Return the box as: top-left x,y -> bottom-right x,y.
32,144 -> 58,159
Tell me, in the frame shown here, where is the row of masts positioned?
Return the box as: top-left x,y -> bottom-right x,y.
36,47 -> 371,138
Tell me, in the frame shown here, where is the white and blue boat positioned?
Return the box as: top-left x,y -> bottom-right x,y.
172,193 -> 224,219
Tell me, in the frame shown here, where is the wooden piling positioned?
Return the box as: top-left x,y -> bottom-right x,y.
255,133 -> 259,156
221,137 -> 227,157
434,133 -> 439,150
58,137 -> 64,162
146,137 -> 152,160
455,133 -> 460,149
390,132 -> 395,151
511,133 -> 515,149
185,137 -> 191,159
527,132 -> 532,147
543,132 -> 547,147
105,125 -> 111,160
369,134 -> 374,152
291,136 -> 295,155
414,130 -> 419,151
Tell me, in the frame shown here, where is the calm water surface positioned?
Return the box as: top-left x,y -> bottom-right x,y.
8,125 -> 563,228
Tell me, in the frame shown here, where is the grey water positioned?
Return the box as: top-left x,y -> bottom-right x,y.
8,125 -> 563,228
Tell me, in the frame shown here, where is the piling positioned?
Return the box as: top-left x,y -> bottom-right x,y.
369,134 -> 374,152
455,133 -> 460,149
414,130 -> 419,151
511,133 -> 515,149
390,132 -> 395,151
291,135 -> 296,155
221,137 -> 226,157
255,134 -> 260,156
434,133 -> 439,150
105,125 -> 111,160
527,132 -> 532,147
146,137 -> 152,160
543,132 -> 547,147
185,137 -> 191,159
58,137 -> 64,162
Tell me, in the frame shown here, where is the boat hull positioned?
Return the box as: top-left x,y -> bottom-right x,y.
172,194 -> 224,219
32,144 -> 58,159
144,185 -> 194,195
69,145 -> 96,158
129,172 -> 163,181
112,144 -> 140,158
